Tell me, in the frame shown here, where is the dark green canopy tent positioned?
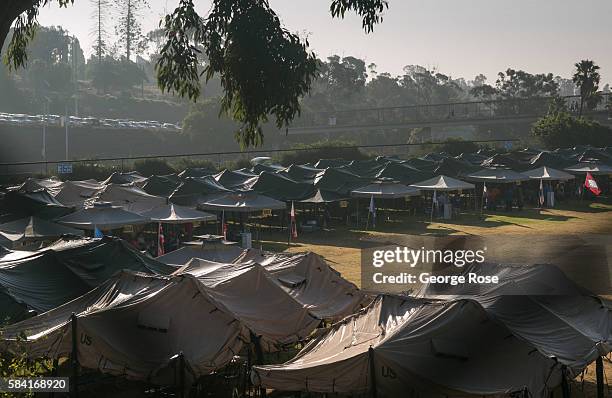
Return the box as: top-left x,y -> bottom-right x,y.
0,236 -> 175,322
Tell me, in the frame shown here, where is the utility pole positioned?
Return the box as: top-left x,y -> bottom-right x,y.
65,105 -> 69,160
41,102 -> 47,162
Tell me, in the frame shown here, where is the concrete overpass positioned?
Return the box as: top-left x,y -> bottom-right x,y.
288,94 -> 612,134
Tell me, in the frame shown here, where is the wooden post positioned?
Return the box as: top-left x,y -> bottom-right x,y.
368,347 -> 377,398
70,313 -> 78,398
596,356 -> 604,398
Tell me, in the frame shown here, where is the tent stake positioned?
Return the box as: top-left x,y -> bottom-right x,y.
70,313 -> 78,398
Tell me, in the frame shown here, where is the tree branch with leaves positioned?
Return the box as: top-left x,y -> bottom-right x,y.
1,0 -> 388,148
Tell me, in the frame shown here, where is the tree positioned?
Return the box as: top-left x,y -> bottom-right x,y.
572,59 -> 601,116
531,111 -> 612,149
2,0 -> 388,147
88,56 -> 148,92
90,0 -> 110,63
114,0 -> 148,61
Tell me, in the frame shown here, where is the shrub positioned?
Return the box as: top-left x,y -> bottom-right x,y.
133,158 -> 176,177
531,112 -> 612,149
278,139 -> 370,166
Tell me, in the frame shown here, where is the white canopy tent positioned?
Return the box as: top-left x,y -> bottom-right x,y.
351,180 -> 421,199
465,168 -> 529,183
410,175 -> 475,191
198,192 -> 286,212
523,166 -> 575,181
565,163 -> 612,175
410,175 -> 475,221
140,203 -> 216,224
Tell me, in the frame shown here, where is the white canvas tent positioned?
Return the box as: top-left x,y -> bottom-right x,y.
410,175 -> 475,191
252,294 -> 563,397
234,250 -> 368,321
523,166 -> 575,181
198,192 -> 286,212
410,175 -> 475,221
140,203 -> 216,224
465,168 -> 529,183
175,259 -> 321,350
57,203 -> 150,230
351,180 -> 421,199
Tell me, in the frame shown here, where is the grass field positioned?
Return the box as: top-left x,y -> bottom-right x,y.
259,199 -> 612,288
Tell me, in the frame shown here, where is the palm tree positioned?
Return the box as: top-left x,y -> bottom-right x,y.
572,60 -> 601,117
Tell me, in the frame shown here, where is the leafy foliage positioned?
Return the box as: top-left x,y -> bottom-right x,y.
573,59 -> 601,116
278,139 -> 370,166
531,111 -> 612,149
0,333 -> 51,398
133,158 -> 176,176
114,0 -> 149,60
156,0 -> 320,148
470,68 -> 559,100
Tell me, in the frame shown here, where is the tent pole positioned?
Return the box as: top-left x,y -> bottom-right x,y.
368,346 -> 377,398
178,351 -> 185,398
596,356 -> 604,398
70,312 -> 78,398
430,190 -> 436,222
250,331 -> 266,398
561,366 -> 570,398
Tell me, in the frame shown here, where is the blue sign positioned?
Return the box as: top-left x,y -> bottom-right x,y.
57,163 -> 73,174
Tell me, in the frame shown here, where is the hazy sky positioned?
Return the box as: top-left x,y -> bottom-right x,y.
37,0 -> 612,84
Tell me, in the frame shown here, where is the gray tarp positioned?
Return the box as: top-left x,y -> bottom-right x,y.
253,295 -> 562,397
0,237 -> 174,320
414,263 -> 612,376
91,184 -> 167,214
156,246 -> 243,266
522,166 -> 575,181
0,216 -> 83,240
53,180 -> 104,208
57,203 -> 150,230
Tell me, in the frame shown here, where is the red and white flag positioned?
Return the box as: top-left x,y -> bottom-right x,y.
157,223 -> 165,257
290,201 -> 298,239
584,172 -> 601,196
